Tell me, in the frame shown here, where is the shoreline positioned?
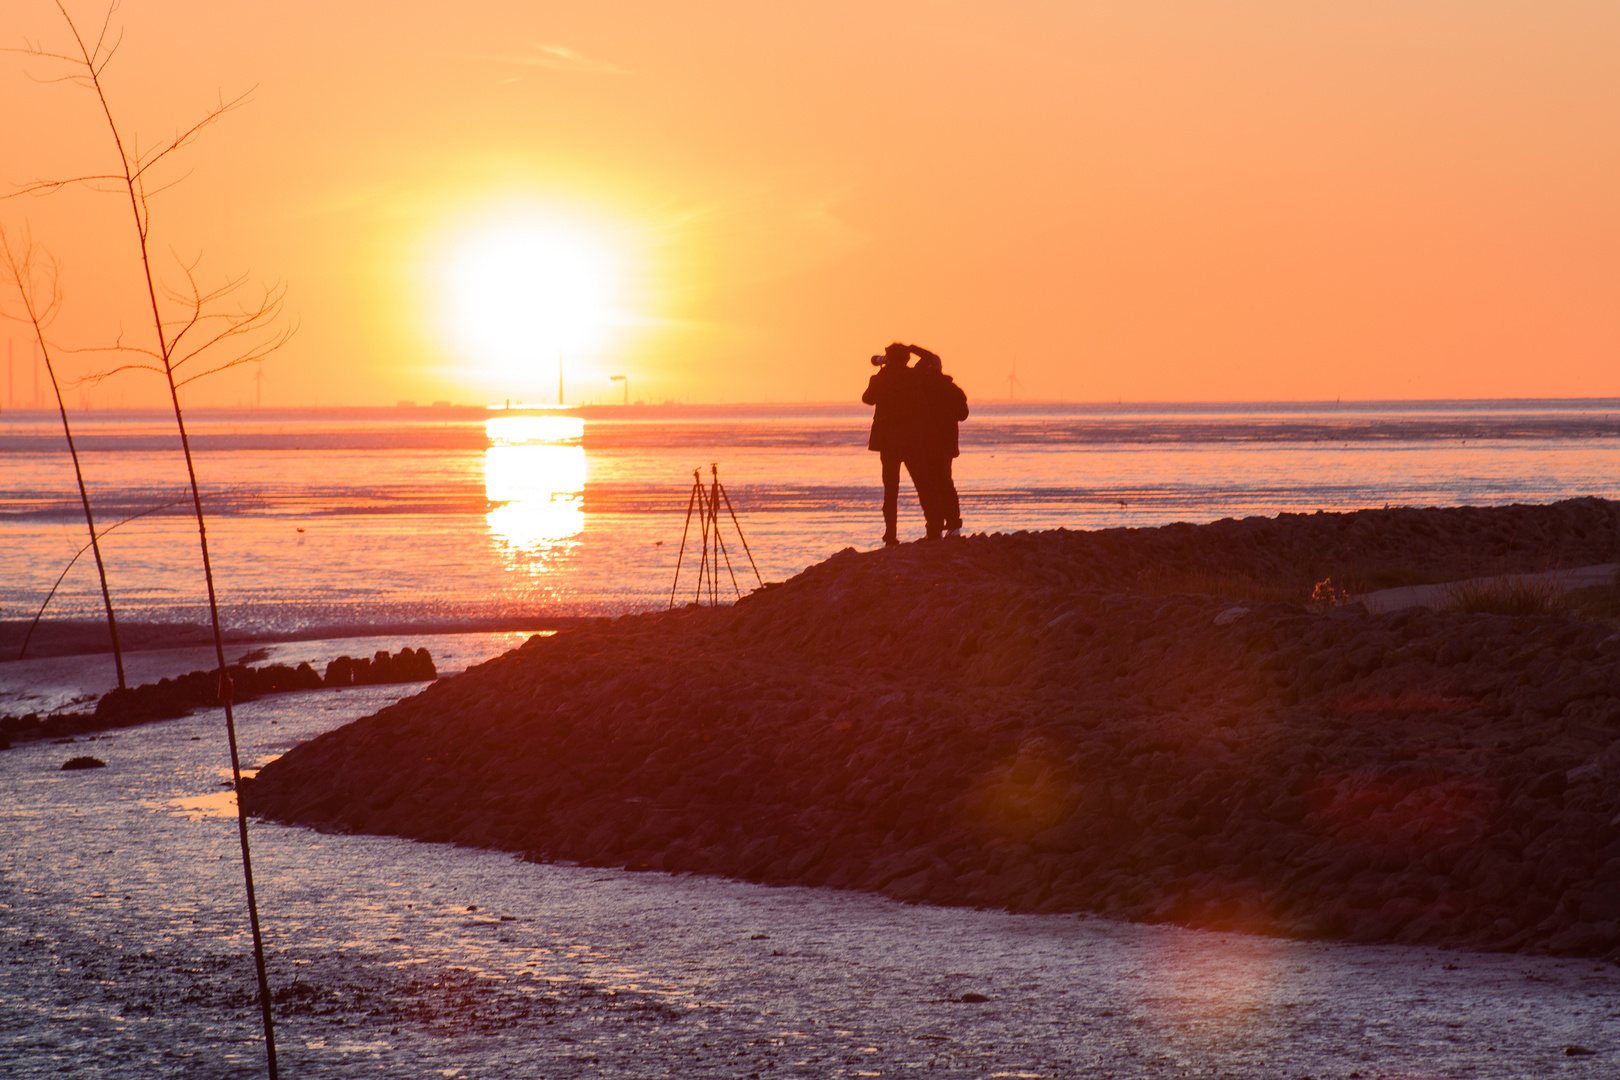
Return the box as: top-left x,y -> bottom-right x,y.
0,615 -> 590,664
0,645 -> 440,748
0,629 -> 554,734
5,395 -> 1620,416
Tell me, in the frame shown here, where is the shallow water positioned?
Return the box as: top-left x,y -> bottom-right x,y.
5,402 -> 1620,633
3,675 -> 1617,1078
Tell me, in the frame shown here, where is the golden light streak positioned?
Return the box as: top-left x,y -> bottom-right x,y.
483,416 -> 586,552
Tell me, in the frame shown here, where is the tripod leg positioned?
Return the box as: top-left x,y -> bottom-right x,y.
718,481 -> 763,588
669,474 -> 701,608
708,474 -> 722,606
695,484 -> 712,605
714,516 -> 742,597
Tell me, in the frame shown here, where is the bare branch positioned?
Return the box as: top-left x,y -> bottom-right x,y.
89,2 -> 123,72
0,222 -> 66,337
68,361 -> 164,386
174,329 -> 295,387
137,167 -> 196,201
20,68 -> 99,91
131,91 -> 252,182
2,173 -> 129,199
55,339 -> 163,361
12,4 -> 295,407
1,45 -> 87,65
172,283 -> 294,373
175,313 -> 293,373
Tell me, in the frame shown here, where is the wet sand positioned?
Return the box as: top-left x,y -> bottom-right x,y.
3,684 -> 1616,1078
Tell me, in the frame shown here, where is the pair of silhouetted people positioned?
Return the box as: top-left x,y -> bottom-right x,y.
862,342 -> 969,544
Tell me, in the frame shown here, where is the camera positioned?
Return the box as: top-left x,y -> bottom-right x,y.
870,354 -> 886,367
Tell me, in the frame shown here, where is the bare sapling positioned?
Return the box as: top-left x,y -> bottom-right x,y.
0,223 -> 125,687
6,5 -> 294,1076
15,496 -> 186,661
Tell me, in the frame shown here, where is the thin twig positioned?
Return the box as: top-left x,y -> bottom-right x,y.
16,496 -> 187,661
0,223 -> 126,687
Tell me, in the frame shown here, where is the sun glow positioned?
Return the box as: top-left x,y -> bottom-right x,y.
441,212 -> 627,394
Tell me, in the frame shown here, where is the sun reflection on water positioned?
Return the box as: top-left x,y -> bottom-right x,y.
485,414 -> 586,446
1138,933 -> 1291,1040
484,416 -> 586,555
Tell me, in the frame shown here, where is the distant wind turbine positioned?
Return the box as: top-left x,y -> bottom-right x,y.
1007,359 -> 1024,402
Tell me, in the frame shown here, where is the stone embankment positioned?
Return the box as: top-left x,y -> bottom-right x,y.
247,500 -> 1620,959
0,648 -> 436,746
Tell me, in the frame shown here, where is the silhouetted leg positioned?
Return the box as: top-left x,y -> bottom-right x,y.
904,456 -> 941,539
939,455 -> 962,531
880,452 -> 901,543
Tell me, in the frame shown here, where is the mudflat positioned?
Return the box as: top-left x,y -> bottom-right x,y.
246,498 -> 1620,959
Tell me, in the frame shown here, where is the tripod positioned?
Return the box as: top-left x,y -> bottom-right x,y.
670,464 -> 762,607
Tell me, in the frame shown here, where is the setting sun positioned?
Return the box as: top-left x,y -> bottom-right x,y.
438,212 -> 626,398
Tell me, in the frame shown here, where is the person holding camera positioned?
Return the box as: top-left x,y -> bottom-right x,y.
862,342 -> 938,545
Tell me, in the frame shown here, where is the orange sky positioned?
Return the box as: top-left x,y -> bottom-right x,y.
2,1 -> 1618,407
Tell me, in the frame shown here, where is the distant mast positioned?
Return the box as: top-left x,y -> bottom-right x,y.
558,354 -> 564,407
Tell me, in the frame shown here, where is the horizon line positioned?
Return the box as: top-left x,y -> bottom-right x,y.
5,394 -> 1620,413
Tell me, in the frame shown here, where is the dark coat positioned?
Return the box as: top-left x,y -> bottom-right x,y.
862,364 -> 919,455
914,369 -> 969,458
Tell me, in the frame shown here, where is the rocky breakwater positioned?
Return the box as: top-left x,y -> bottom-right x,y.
0,647 -> 437,745
247,500 -> 1620,959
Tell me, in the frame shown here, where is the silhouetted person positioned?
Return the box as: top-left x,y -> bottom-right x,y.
909,345 -> 968,537
862,342 -> 938,544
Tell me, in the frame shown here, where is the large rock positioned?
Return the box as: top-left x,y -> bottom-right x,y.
4,648 -> 439,744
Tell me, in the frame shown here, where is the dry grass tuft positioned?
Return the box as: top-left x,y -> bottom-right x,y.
1443,576 -> 1564,616
1562,583 -> 1620,620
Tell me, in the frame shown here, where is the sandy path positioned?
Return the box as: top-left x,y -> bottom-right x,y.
1361,563 -> 1617,613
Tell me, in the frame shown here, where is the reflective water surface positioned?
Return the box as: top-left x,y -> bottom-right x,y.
2,651 -> 1617,1078
6,403 -> 1620,1076
4,402 -> 1620,633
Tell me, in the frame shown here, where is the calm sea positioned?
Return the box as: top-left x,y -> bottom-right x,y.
3,399 -> 1620,636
